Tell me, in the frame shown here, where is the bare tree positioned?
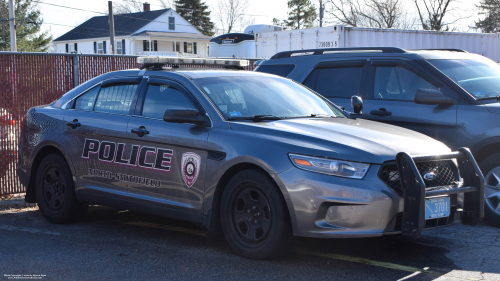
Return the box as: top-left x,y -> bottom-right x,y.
214,0 -> 252,33
159,0 -> 176,8
413,0 -> 462,30
112,0 -> 143,14
326,0 -> 411,28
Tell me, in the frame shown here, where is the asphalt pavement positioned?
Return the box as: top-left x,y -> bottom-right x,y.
0,205 -> 499,281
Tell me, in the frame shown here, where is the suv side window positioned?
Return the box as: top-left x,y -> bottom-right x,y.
305,67 -> 364,98
94,84 -> 138,114
141,84 -> 196,119
374,66 -> 437,101
73,86 -> 100,110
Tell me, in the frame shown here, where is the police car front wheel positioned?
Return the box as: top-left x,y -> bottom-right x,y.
220,169 -> 295,260
35,153 -> 88,224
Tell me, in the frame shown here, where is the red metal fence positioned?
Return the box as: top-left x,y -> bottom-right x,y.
0,53 -> 256,195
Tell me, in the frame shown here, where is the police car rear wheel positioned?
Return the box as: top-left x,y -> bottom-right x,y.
35,154 -> 88,224
221,169 -> 295,260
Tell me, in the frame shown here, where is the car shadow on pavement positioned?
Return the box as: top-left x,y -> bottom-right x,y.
1,205 -> 499,280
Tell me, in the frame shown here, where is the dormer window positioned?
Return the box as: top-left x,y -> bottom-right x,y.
169,17 -> 175,30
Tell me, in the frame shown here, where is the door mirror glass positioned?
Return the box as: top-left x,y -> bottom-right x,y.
163,109 -> 209,126
351,95 -> 363,114
414,88 -> 454,105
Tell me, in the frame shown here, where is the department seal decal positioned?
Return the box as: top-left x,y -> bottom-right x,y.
181,152 -> 201,188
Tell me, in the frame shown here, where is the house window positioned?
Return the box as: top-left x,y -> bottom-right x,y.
74,43 -> 78,52
193,42 -> 197,54
98,42 -> 104,54
117,41 -> 123,54
169,17 -> 175,30
153,40 -> 158,51
184,42 -> 187,53
143,40 -> 149,51
186,43 -> 193,53
175,42 -> 180,52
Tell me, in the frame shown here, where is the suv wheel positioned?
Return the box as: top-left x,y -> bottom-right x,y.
480,153 -> 500,227
220,169 -> 295,260
35,153 -> 88,224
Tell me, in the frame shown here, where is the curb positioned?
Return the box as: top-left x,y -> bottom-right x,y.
0,195 -> 37,211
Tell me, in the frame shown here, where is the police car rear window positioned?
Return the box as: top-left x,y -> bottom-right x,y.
94,84 -> 138,115
255,65 -> 295,77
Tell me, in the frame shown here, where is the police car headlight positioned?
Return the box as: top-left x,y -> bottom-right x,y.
289,154 -> 370,179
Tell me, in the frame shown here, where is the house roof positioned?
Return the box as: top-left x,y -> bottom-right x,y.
53,9 -> 170,42
131,31 -> 211,40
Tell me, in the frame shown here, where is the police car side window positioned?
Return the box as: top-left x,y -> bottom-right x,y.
94,84 -> 138,115
73,86 -> 99,110
142,84 -> 195,120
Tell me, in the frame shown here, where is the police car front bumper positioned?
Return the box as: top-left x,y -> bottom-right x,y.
279,148 -> 484,239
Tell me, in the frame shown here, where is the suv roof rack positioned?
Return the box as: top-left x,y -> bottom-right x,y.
270,47 -> 406,59
408,49 -> 468,53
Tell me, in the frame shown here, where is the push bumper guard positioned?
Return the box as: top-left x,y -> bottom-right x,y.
396,147 -> 484,239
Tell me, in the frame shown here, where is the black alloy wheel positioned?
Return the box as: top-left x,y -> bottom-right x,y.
230,185 -> 272,246
221,169 -> 295,260
36,154 -> 88,224
41,166 -> 66,211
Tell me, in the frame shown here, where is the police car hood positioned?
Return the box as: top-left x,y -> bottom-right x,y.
229,117 -> 451,164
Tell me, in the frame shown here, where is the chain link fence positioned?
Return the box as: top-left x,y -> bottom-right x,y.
0,53 -> 256,195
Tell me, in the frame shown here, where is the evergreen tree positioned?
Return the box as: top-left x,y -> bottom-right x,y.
475,0 -> 500,33
0,0 -> 52,51
285,0 -> 317,30
175,0 -> 215,36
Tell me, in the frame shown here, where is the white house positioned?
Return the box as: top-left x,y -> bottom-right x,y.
52,4 -> 211,56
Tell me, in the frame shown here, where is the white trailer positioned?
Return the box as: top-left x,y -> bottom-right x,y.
214,25 -> 500,61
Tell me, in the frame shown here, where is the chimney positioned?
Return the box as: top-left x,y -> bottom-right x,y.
143,2 -> 150,11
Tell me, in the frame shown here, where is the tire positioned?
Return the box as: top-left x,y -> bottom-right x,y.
220,169 -> 295,260
35,153 -> 88,224
479,152 -> 500,228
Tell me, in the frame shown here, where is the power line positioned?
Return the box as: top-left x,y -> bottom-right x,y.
33,0 -> 199,28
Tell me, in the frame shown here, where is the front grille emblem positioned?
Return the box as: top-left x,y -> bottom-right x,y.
423,172 -> 436,181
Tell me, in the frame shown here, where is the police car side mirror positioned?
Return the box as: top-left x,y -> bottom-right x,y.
163,109 -> 210,127
351,95 -> 363,114
415,88 -> 454,105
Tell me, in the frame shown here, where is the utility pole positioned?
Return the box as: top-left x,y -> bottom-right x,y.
8,0 -> 16,51
108,1 -> 115,54
319,0 -> 324,27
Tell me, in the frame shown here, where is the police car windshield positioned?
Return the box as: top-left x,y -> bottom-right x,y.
194,76 -> 344,120
429,59 -> 500,101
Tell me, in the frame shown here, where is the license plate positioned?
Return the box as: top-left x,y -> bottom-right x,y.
425,197 -> 450,220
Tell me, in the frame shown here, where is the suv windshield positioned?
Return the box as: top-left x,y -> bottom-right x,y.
429,59 -> 500,100
194,76 -> 344,120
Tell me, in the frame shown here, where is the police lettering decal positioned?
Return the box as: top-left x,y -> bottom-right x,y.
181,152 -> 201,188
82,139 -> 173,172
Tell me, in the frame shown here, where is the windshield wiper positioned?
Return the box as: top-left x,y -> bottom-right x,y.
308,114 -> 333,117
477,95 -> 500,101
227,115 -> 283,121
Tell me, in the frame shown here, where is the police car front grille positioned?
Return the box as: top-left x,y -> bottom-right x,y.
378,160 -> 459,196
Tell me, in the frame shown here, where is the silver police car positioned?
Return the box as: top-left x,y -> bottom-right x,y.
18,57 -> 484,259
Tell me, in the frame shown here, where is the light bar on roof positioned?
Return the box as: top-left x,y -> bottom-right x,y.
137,56 -> 249,67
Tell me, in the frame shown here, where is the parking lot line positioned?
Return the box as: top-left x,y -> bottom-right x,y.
292,248 -> 440,276
128,221 -> 442,276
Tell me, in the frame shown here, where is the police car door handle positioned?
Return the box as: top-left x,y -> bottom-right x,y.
131,127 -> 149,137
66,119 -> 81,129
